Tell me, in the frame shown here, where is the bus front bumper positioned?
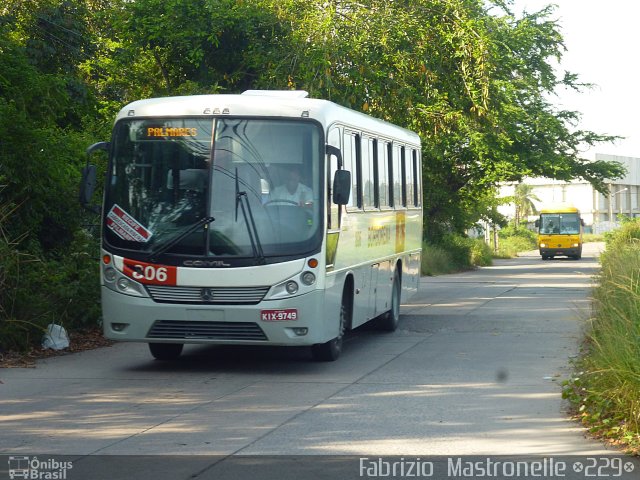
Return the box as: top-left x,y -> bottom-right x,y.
101,287 -> 329,346
539,247 -> 580,257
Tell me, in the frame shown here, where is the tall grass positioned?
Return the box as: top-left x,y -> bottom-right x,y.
583,233 -> 604,243
590,245 -> 640,424
563,220 -> 640,452
421,235 -> 492,276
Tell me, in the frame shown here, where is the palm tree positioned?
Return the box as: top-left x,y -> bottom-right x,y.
513,183 -> 540,226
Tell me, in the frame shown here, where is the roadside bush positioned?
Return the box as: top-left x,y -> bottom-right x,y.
497,236 -> 536,257
602,217 -> 640,253
0,239 -> 100,352
0,197 -> 101,352
494,224 -> 537,257
421,243 -> 455,276
469,238 -> 493,266
498,224 -> 537,243
562,228 -> 640,452
440,234 -> 473,269
421,234 -> 493,275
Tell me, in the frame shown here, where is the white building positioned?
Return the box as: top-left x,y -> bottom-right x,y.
499,154 -> 640,233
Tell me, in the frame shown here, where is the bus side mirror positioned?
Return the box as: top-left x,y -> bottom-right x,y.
581,219 -> 585,226
80,164 -> 98,207
332,170 -> 351,205
80,142 -> 109,214
534,220 -> 539,228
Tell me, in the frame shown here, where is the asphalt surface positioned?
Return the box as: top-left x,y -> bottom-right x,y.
1,242 -> 624,472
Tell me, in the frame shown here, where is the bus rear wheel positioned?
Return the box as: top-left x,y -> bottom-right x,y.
149,343 -> 184,361
311,293 -> 349,362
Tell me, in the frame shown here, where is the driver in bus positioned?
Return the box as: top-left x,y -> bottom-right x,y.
269,167 -> 313,206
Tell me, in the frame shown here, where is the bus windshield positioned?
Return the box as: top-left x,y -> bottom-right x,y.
104,117 -> 322,262
539,213 -> 581,235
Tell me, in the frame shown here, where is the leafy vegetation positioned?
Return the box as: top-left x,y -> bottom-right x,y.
0,0 -> 626,350
583,233 -> 604,243
562,219 -> 640,454
421,235 -> 492,275
511,183 -> 540,227
493,224 -> 537,257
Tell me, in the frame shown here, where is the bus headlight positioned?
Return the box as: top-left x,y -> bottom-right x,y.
285,281 -> 299,294
117,278 -> 131,291
572,243 -> 579,248
540,243 -> 547,248
267,272 -> 317,300
103,265 -> 149,298
301,271 -> 316,286
104,267 -> 117,282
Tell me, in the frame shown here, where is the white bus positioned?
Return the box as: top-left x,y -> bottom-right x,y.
80,90 -> 422,361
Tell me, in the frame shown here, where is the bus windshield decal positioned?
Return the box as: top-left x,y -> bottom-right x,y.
106,204 -> 153,242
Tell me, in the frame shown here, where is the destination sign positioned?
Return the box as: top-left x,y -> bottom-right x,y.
146,127 -> 198,138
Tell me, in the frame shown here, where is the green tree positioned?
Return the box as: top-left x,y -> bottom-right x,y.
247,0 -> 624,237
0,1 -> 101,350
513,183 -> 540,226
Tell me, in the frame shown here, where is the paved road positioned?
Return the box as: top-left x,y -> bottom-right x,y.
1,243 -> 614,460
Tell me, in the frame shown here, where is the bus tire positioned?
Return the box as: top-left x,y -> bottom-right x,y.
149,343 -> 184,361
311,292 -> 349,362
377,271 -> 401,332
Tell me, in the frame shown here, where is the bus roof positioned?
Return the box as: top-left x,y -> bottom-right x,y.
539,203 -> 580,214
114,91 -> 421,146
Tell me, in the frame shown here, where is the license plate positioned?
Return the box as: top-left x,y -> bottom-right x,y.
261,309 -> 298,321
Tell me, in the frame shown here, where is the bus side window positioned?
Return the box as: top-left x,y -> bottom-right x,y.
343,131 -> 361,209
401,146 -> 408,207
387,142 -> 395,207
392,144 -> 403,208
362,137 -> 375,208
354,133 -> 362,209
412,149 -> 421,207
373,139 -> 380,208
377,141 -> 389,207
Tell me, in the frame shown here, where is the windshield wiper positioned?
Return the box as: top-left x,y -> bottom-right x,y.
235,168 -> 266,265
146,216 -> 215,263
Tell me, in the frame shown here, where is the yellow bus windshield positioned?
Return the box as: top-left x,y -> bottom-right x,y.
539,213 -> 580,235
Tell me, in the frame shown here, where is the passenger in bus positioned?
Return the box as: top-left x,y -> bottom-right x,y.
269,167 -> 313,206
545,221 -> 559,234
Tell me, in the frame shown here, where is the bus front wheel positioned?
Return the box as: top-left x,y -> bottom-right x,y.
149,343 -> 184,361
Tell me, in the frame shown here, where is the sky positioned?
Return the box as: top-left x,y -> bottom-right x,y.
511,0 -> 640,160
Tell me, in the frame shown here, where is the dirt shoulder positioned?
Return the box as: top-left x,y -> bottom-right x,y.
0,327 -> 113,368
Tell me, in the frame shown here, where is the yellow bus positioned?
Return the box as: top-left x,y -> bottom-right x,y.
535,204 -> 583,260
